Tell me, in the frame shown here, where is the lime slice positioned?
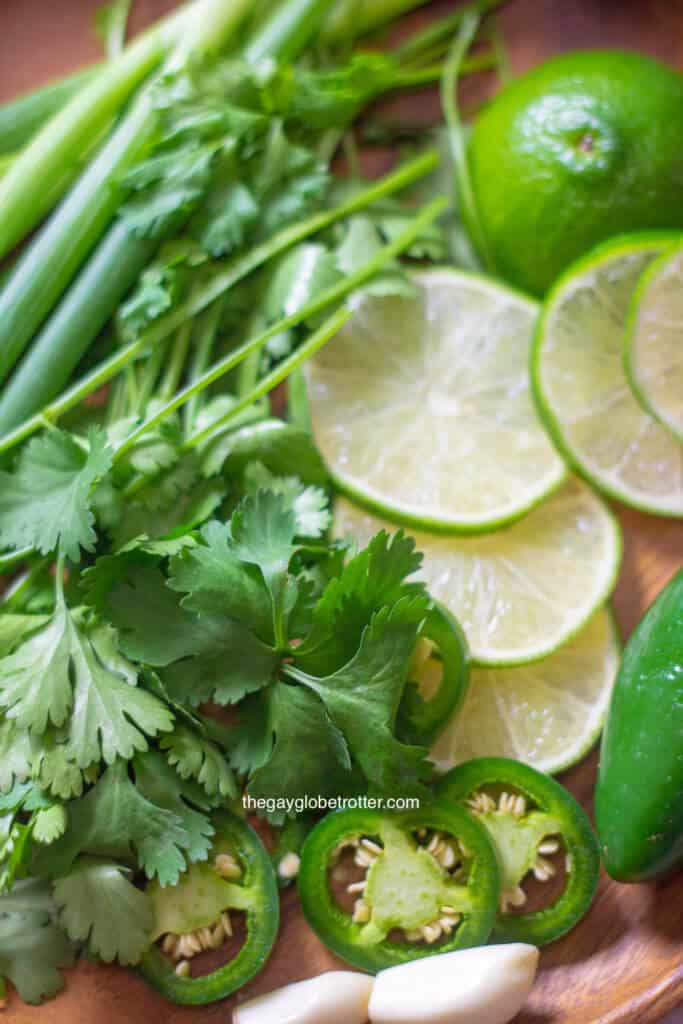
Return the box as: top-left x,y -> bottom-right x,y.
306,268 -> 566,532
533,234 -> 683,516
333,477 -> 621,666
430,608 -> 620,775
625,241 -> 683,442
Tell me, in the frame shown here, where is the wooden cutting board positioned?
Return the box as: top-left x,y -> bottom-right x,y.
1,0 -> 682,1020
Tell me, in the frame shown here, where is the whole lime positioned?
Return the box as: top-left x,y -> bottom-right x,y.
467,50 -> 683,295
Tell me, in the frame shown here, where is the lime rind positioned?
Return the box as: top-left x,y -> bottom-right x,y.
306,267 -> 567,535
429,606 -> 621,776
532,232 -> 683,518
624,242 -> 683,443
333,477 -> 622,667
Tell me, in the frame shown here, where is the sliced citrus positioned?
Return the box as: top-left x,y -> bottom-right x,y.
429,608 -> 620,775
306,268 -> 566,532
333,477 -> 621,666
532,233 -> 683,516
625,241 -> 683,442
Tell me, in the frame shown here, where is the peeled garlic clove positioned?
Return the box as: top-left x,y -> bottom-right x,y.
368,943 -> 539,1024
234,971 -> 373,1024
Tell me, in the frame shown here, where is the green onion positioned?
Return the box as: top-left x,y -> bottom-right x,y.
0,223 -> 156,435
0,0 -> 256,393
0,0 -> 336,424
0,66 -> 99,157
0,1 -> 194,259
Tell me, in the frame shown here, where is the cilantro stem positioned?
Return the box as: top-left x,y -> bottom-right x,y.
393,0 -> 508,66
0,66 -> 99,157
115,196 -> 447,459
0,151 -> 438,456
441,10 -> 495,271
183,298 -> 225,436
186,306 -> 353,449
159,323 -> 193,403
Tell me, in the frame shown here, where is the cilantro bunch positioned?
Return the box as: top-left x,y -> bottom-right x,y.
0,410 -> 434,997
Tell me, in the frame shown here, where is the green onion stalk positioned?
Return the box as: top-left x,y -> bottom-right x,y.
0,0 -> 258,391
0,66 -> 99,157
0,0 -> 334,431
0,2 -> 194,259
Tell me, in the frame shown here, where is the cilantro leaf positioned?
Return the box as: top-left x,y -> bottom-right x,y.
160,724 -> 237,798
134,751 -> 215,865
0,615 -> 49,658
37,761 -> 193,886
106,409 -> 182,478
0,595 -> 171,763
0,427 -> 112,560
0,879 -> 74,1005
105,563 -> 227,666
228,692 -> 275,777
169,520 -> 273,640
297,529 -> 426,674
242,464 -> 331,539
247,684 -> 355,814
291,599 -> 431,796
32,805 -> 67,846
65,622 -> 173,767
0,721 -> 32,793
53,856 -> 153,965
0,596 -> 73,733
161,628 -> 277,706
0,782 -> 40,888
34,743 -> 86,801
230,489 -> 298,598
199,418 -> 328,485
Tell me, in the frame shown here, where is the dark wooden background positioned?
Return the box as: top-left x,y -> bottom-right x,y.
1,1 -> 682,1021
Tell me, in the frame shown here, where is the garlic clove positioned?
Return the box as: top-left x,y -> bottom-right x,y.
233,971 -> 373,1024
368,943 -> 539,1024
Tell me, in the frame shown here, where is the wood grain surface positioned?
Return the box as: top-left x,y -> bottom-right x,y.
1,1 -> 682,1021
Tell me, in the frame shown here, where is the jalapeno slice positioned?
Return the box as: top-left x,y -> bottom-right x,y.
297,803 -> 499,973
398,602 -> 469,748
438,757 -> 600,946
139,813 -> 278,1005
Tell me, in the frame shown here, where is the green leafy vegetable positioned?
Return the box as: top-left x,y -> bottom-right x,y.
160,723 -> 236,798
32,805 -> 67,846
0,428 -> 112,560
54,856 -> 153,964
0,599 -> 172,765
247,684 -> 356,810
37,761 -> 194,886
0,879 -> 74,1004
289,599 -> 431,796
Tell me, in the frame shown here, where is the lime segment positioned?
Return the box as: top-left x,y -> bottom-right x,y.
430,608 -> 620,775
533,234 -> 683,516
333,477 -> 621,666
625,242 -> 683,442
306,268 -> 566,532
